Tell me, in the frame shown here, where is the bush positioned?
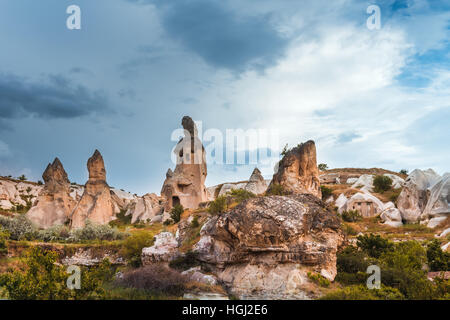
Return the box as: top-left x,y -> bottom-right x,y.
320,186 -> 333,200
357,234 -> 393,258
190,216 -> 200,228
373,175 -> 393,193
0,215 -> 38,241
69,220 -> 126,242
307,272 -> 330,287
0,246 -> 114,300
228,189 -> 255,202
343,224 -> 358,236
341,210 -> 362,222
170,204 -> 184,223
115,265 -> 187,297
208,195 -> 227,215
337,246 -> 371,274
37,225 -> 70,242
427,239 -> 450,271
321,285 -> 404,300
169,251 -> 199,271
17,175 -> 27,181
399,169 -> 408,175
318,163 -> 328,171
109,210 -> 132,228
120,231 -> 154,268
266,184 -> 286,196
0,227 -> 9,256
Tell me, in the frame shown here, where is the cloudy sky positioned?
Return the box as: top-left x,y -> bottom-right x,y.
0,0 -> 449,195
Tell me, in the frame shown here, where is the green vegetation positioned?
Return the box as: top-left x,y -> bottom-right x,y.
190,216 -> 199,228
318,163 -> 329,171
228,189 -> 255,202
208,195 -> 227,215
120,231 -> 154,268
357,234 -> 393,258
169,251 -> 199,271
321,285 -> 404,300
307,272 -> 330,287
17,175 -> 27,181
373,175 -> 393,193
0,227 -> 9,256
399,169 -> 408,175
170,204 -> 184,223
427,239 -> 450,271
320,185 -> 333,200
266,184 -> 286,196
340,210 -> 362,222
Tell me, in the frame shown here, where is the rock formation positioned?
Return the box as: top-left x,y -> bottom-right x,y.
161,116 -> 208,211
397,169 -> 440,223
0,179 -> 42,210
142,232 -> 179,264
26,158 -> 76,229
420,173 -> 449,228
70,150 -> 115,229
244,168 -> 268,195
268,140 -> 321,198
380,202 -> 403,227
125,193 -> 164,224
194,194 -> 344,299
340,192 -> 385,218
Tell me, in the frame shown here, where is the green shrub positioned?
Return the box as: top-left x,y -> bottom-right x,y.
320,185 -> 333,200
69,220 -> 126,242
0,215 -> 38,241
121,231 -> 154,268
357,234 -> 393,258
17,175 -> 27,181
190,216 -> 200,228
0,247 -> 114,300
373,175 -> 393,193
427,239 -> 450,271
109,210 -> 132,228
169,251 -> 199,271
399,169 -> 408,175
208,196 -> 227,215
170,204 -> 184,223
318,163 -> 329,171
37,225 -> 70,242
228,189 -> 255,202
266,184 -> 286,196
321,285 -> 404,300
307,272 -> 330,287
0,227 -> 9,256
343,224 -> 358,236
337,246 -> 371,274
341,210 -> 362,222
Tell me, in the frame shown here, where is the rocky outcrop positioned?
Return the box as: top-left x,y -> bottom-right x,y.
0,179 -> 42,210
420,173 -> 449,228
268,141 -> 321,198
340,191 -> 385,218
142,232 -> 179,264
70,150 -> 115,229
26,158 -> 76,229
380,202 -> 403,227
351,174 -> 404,191
397,169 -> 441,223
194,194 -> 343,299
125,193 -> 164,224
244,168 -> 268,195
161,116 -> 208,211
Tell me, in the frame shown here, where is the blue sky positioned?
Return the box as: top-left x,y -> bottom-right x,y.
0,0 -> 449,195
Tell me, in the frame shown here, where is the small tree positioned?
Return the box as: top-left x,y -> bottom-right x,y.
208,196 -> 227,215
427,239 -> 450,271
17,175 -> 27,181
318,163 -> 329,171
373,175 -> 393,193
170,204 -> 184,223
280,143 -> 289,157
320,185 -> 333,200
357,234 -> 393,258
399,169 -> 408,175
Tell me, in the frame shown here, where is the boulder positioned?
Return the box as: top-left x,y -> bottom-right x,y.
420,173 -> 449,228
341,191 -> 385,217
244,168 -> 268,195
268,140 -> 321,198
380,202 -> 403,227
161,116 -> 208,211
397,169 -> 441,223
126,193 -> 163,224
141,232 -> 179,264
181,267 -> 218,286
194,194 -> 343,299
26,158 -> 76,229
217,182 -> 247,197
335,194 -> 348,213
70,150 -> 115,229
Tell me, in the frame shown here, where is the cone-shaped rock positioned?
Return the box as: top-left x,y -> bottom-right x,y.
245,168 -> 268,195
26,158 -> 76,228
268,140 -> 321,198
70,150 -> 115,229
161,116 -> 207,211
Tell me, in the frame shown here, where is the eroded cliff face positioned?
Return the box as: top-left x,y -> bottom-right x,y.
70,150 -> 115,229
161,116 -> 208,211
268,140 -> 321,198
26,158 -> 76,229
194,194 -> 344,299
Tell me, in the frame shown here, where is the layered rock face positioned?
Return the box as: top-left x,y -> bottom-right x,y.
125,193 -> 164,224
70,150 -> 115,229
0,179 -> 42,210
194,194 -> 344,299
397,169 -> 440,223
142,232 -> 179,265
268,141 -> 321,198
420,173 -> 450,227
161,116 -> 208,210
26,158 -> 76,229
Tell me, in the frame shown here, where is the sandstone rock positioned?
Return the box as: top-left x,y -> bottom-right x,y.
342,191 -> 385,218
181,267 -> 218,286
384,174 -> 405,189
335,194 -> 348,213
161,116 -> 208,211
244,168 -> 268,195
0,179 -> 42,209
427,216 -> 447,229
436,228 -> 450,238
26,158 -> 76,229
194,194 -> 343,299
218,182 -> 247,197
268,140 -> 321,198
126,193 -> 163,224
397,169 -> 441,223
142,232 -> 179,264
346,177 -> 359,184
420,173 -> 449,226
380,202 -> 403,227
70,150 -> 115,229
61,248 -> 125,266
351,174 -> 374,191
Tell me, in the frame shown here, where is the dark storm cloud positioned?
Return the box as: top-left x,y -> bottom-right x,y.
126,0 -> 289,72
0,73 -> 108,120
